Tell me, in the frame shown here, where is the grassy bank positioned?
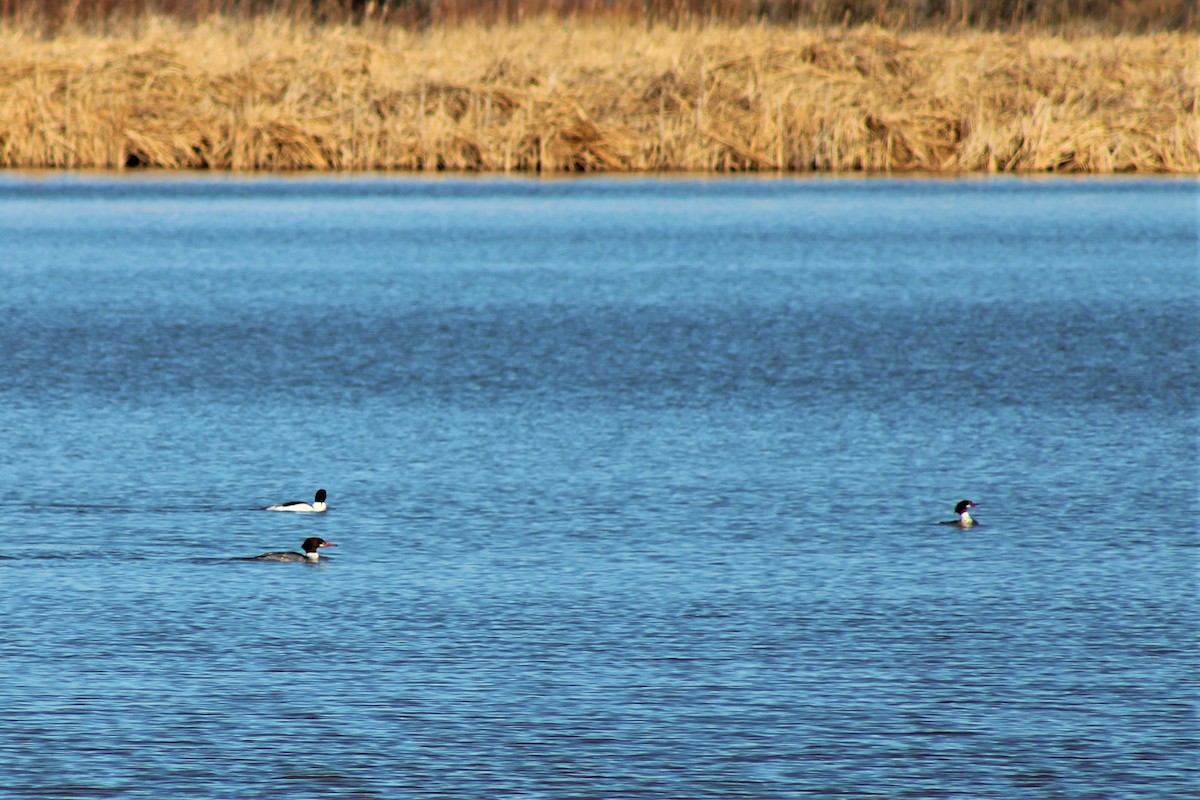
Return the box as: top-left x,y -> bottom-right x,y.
1,15 -> 1196,172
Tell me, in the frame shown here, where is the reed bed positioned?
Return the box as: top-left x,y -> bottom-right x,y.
0,15 -> 1196,172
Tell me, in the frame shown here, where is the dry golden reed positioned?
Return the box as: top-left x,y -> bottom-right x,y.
0,15 -> 1196,172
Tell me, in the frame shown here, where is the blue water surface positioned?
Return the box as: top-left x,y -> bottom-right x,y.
0,173 -> 1196,799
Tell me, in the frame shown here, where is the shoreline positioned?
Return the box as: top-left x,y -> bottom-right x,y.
3,168 -> 1196,182
2,17 -> 1197,174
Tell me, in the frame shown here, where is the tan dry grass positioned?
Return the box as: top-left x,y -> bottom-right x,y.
0,15 -> 1196,172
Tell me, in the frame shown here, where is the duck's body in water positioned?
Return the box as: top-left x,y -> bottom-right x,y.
265,489 -> 327,513
253,537 -> 337,562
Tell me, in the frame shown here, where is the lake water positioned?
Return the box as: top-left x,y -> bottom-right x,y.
0,173 -> 1195,799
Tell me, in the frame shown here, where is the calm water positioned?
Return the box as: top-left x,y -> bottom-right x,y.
0,174 -> 1195,799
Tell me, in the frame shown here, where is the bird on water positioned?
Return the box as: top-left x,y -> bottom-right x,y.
265,489 -> 327,513
252,537 -> 337,562
940,499 -> 979,528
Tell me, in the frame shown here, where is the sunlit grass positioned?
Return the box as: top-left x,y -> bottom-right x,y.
1,14 -> 1196,172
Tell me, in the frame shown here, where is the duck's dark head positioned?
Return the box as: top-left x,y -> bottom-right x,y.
954,500 -> 977,514
301,537 -> 336,554
314,489 -> 327,503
